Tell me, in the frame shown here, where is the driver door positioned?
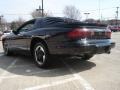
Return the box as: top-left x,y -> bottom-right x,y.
12,20 -> 35,51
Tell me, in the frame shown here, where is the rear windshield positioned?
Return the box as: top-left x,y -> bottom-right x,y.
35,17 -> 107,29
35,17 -> 80,28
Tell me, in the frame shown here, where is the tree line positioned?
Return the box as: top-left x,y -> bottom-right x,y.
0,5 -> 81,31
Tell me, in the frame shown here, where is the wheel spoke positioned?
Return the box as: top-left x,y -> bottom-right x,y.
35,45 -> 46,65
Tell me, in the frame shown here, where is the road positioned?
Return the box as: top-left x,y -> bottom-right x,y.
0,32 -> 120,90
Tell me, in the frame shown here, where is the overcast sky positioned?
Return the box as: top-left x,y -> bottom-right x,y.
0,0 -> 119,22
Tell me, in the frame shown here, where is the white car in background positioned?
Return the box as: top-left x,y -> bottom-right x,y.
3,30 -> 12,35
0,30 -> 12,40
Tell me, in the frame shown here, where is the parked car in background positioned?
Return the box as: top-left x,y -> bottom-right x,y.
2,17 -> 115,68
109,25 -> 120,32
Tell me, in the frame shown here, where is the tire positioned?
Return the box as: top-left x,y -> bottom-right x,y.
33,42 -> 49,68
3,41 -> 12,56
81,54 -> 94,61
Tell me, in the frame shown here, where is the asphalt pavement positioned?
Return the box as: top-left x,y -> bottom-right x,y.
0,32 -> 120,90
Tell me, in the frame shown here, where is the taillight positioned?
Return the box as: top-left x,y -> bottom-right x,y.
67,28 -> 92,39
105,31 -> 111,38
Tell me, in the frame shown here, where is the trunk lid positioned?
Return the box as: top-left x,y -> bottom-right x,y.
66,23 -> 111,39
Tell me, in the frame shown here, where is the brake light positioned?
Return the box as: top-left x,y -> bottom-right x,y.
105,31 -> 111,38
67,28 -> 92,39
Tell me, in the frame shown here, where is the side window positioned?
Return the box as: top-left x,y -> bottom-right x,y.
19,21 -> 35,33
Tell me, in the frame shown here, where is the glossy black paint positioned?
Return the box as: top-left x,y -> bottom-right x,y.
2,17 -> 115,56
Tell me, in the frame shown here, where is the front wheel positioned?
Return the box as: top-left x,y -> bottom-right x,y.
33,43 -> 49,68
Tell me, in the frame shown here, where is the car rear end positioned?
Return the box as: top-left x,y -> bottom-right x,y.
65,24 -> 115,55
54,24 -> 114,56
44,17 -> 115,56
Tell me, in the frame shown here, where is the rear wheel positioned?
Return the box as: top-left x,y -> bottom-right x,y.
81,54 -> 94,61
33,43 -> 49,68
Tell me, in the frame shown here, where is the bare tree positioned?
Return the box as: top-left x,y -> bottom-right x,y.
31,10 -> 52,18
0,16 -> 7,31
63,5 -> 81,20
10,18 -> 25,31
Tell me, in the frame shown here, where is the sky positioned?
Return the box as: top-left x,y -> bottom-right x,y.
0,0 -> 120,22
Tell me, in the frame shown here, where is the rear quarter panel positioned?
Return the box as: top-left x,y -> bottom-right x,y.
26,27 -> 71,53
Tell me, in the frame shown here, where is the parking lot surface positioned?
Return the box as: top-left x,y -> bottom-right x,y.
0,32 -> 120,90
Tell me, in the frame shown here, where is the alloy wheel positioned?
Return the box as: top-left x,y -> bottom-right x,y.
34,44 -> 46,66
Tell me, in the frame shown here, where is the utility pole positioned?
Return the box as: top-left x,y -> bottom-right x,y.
84,13 -> 90,20
116,7 -> 119,25
98,0 -> 101,21
36,0 -> 44,17
41,0 -> 44,17
0,15 -> 3,23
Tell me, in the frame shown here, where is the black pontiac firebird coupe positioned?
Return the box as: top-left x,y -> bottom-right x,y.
2,17 -> 115,68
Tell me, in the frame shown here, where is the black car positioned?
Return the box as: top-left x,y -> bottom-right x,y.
2,17 -> 115,68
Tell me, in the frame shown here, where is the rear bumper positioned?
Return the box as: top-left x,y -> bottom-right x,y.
49,39 -> 115,55
83,42 -> 115,54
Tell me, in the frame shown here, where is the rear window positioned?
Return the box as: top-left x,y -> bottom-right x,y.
35,17 -> 80,28
35,17 -> 107,29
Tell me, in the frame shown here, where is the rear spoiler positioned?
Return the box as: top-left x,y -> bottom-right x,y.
64,22 -> 107,28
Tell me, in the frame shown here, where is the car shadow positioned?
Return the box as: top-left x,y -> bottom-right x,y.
0,54 -> 96,77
